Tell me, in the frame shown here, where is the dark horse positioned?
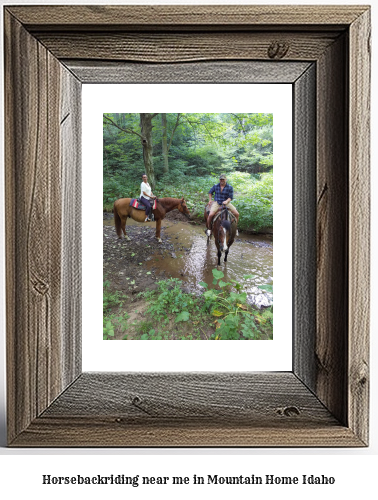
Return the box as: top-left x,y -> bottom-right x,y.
113,197 -> 190,242
204,204 -> 237,265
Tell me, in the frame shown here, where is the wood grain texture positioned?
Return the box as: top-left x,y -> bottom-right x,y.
348,9 -> 371,445
35,32 -> 339,63
293,65 -> 316,390
65,60 -> 312,84
11,373 -> 363,447
5,12 -> 62,442
60,68 -> 82,388
316,34 -> 349,426
7,5 -> 367,29
11,419 -> 363,448
4,5 -> 370,447
4,11 -> 80,444
41,373 -> 335,422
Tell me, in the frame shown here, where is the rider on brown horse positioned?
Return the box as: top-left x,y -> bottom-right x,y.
206,174 -> 239,237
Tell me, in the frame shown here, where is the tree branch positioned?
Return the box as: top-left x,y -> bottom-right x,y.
230,113 -> 247,135
167,113 -> 181,152
103,115 -> 144,140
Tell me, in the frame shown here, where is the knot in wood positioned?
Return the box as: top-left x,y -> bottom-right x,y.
268,42 -> 289,59
131,395 -> 142,406
359,376 -> 367,387
276,406 -> 300,417
33,280 -> 49,295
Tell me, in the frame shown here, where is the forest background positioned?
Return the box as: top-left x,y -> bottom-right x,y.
103,112 -> 273,231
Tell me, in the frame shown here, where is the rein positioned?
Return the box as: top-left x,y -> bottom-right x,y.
217,206 -> 229,243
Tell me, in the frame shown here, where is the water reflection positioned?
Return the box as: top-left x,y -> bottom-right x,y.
104,217 -> 273,306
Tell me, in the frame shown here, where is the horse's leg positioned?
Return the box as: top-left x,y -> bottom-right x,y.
224,249 -> 229,262
121,216 -> 130,241
217,249 -> 222,266
156,218 -> 162,243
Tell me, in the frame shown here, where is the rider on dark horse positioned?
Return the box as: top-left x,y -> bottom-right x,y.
206,174 -> 239,236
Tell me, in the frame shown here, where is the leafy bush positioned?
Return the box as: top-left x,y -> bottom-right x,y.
103,169 -> 273,231
228,171 -> 273,230
103,280 -> 129,339
199,269 -> 273,340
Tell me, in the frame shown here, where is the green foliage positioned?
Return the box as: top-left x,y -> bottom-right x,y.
103,280 -> 129,339
103,113 -> 273,183
228,171 -> 273,230
200,269 -> 273,340
146,278 -> 195,320
103,113 -> 273,230
106,273 -> 272,340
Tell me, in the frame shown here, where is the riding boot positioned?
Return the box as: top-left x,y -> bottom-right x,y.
207,213 -> 215,230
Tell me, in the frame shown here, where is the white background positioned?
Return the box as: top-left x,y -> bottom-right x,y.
83,83 -> 292,371
0,0 -> 377,498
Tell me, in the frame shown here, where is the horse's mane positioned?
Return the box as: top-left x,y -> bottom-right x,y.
157,197 -> 184,208
158,197 -> 182,203
221,220 -> 231,231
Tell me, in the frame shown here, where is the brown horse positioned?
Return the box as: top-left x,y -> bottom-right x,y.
113,197 -> 190,242
204,205 -> 237,265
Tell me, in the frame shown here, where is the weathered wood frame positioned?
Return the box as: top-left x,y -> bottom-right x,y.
4,5 -> 370,447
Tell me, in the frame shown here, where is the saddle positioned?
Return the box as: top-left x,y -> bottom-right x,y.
130,198 -> 157,211
206,203 -> 236,229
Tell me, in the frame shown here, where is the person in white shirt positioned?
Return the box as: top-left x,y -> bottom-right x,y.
140,174 -> 156,222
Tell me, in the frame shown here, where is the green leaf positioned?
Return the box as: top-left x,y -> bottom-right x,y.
141,334 -> 149,340
198,281 -> 208,288
259,284 -> 273,293
218,280 -> 228,288
212,269 -> 224,280
243,274 -> 256,280
229,292 -> 247,303
175,311 -> 190,322
212,310 -> 224,317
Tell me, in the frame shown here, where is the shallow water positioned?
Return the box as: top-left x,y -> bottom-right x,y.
104,217 -> 273,306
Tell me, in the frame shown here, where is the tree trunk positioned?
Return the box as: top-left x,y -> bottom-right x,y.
140,113 -> 155,188
161,113 -> 169,174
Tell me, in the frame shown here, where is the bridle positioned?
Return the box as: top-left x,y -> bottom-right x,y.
179,198 -> 190,218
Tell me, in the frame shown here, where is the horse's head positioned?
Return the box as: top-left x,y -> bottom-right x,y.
178,197 -> 191,218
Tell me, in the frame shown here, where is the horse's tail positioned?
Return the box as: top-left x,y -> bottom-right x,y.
113,201 -> 122,238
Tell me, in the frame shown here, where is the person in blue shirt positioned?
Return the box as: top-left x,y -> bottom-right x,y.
206,174 -> 239,236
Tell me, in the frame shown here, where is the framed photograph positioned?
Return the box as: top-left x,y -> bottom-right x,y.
4,5 -> 370,447
89,85 -> 291,371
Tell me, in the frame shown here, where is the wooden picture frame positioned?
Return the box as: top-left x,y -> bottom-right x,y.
4,5 -> 370,447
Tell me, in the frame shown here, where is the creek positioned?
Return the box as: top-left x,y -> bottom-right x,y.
104,217 -> 273,307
